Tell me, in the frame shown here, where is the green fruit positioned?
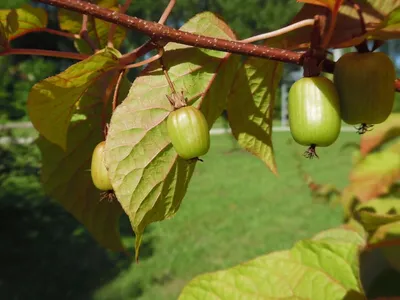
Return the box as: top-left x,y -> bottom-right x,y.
91,141 -> 113,191
289,77 -> 341,149
334,52 -> 395,125
167,106 -> 210,160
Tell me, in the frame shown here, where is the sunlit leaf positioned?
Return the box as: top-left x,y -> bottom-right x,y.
36,72 -> 131,252
360,113 -> 400,156
355,198 -> 400,232
179,228 -> 365,300
0,4 -> 47,39
58,0 -> 127,53
348,150 -> 400,202
227,54 -> 282,174
28,48 -> 121,149
104,12 -> 241,260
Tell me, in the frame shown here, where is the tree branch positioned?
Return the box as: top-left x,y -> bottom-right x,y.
34,0 -> 305,65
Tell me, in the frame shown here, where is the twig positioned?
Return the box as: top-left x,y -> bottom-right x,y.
101,71 -> 121,139
112,69 -> 126,111
158,0 -> 176,25
80,14 -> 98,52
347,0 -> 366,33
0,48 -> 89,60
347,0 -> 369,53
107,0 -> 132,48
9,27 -> 79,40
241,19 -> 315,44
125,52 -> 163,69
118,0 -> 175,66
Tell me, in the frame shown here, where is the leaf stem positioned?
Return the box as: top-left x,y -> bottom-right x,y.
158,0 -> 176,25
0,48 -> 89,60
10,27 -> 79,40
101,72 -> 121,139
112,69 -> 126,112
107,0 -> 132,48
241,19 -> 315,44
80,14 -> 98,52
124,52 -> 162,69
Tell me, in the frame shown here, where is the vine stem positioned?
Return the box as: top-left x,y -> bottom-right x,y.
241,19 -> 315,43
34,0 -> 306,65
0,48 -> 89,60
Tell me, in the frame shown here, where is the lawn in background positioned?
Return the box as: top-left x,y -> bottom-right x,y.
95,131 -> 360,300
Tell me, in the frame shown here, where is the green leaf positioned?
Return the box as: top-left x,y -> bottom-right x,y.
355,198 -> 400,232
359,113 -> 400,156
104,12 -> 240,260
179,228 -> 365,300
58,0 -> 127,53
28,48 -> 121,149
227,55 -> 282,174
0,4 -> 47,39
36,72 -> 131,252
348,150 -> 400,202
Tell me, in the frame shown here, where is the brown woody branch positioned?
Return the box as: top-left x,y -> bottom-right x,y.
35,0 -> 308,66
28,0 -> 400,92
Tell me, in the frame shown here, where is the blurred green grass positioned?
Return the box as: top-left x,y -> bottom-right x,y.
95,131 -> 360,300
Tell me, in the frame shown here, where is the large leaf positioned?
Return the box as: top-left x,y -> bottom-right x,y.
354,198 -> 400,232
360,113 -> 400,156
227,55 -> 282,174
28,48 -> 121,149
104,12 -> 241,260
36,72 -> 131,252
58,0 -> 127,53
348,150 -> 400,202
0,4 -> 47,39
179,228 -> 365,300
278,1 -> 400,50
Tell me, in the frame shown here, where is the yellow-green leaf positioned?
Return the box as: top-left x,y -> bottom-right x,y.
0,4 -> 47,39
180,228 -> 365,300
36,72 -> 131,252
104,12 -> 240,261
227,54 -> 282,174
28,48 -> 120,149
